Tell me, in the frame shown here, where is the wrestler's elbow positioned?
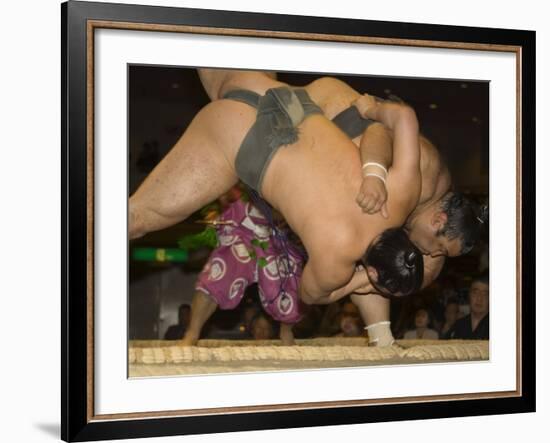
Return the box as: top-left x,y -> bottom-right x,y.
299,284 -> 326,305
301,284 -> 336,305
396,105 -> 419,132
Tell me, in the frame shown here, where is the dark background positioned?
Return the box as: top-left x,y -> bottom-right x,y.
128,66 -> 489,340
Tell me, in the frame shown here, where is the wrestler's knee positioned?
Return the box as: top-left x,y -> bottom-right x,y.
128,202 -> 147,240
128,199 -> 175,240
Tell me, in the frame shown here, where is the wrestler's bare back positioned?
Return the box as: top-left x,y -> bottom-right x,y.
133,70 -> 404,286
207,71 -> 405,275
130,70 -> 417,296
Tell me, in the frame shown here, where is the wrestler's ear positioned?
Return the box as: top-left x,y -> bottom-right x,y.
431,211 -> 448,232
366,266 -> 379,283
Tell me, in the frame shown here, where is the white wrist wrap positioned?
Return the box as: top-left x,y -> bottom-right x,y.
363,172 -> 386,184
362,162 -> 388,175
365,321 -> 395,347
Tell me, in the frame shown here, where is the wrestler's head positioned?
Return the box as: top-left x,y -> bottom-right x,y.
362,228 -> 424,298
406,192 -> 488,258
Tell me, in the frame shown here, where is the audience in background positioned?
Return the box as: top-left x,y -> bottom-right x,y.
432,275 -> 459,326
249,313 -> 276,340
333,301 -> 365,337
335,315 -> 364,337
292,305 -> 324,338
317,301 -> 344,337
439,298 -> 460,339
164,303 -> 191,340
403,308 -> 439,340
160,274 -> 489,343
447,273 -> 489,340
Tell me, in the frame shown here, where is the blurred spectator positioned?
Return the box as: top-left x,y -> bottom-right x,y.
447,273 -> 489,340
403,308 -> 439,340
335,314 -> 364,337
341,300 -> 360,318
292,305 -> 323,338
164,303 -> 191,340
440,298 -> 460,339
316,302 -> 343,337
338,300 -> 364,337
433,275 -> 459,326
317,299 -> 363,337
249,313 -> 276,340
241,298 -> 262,336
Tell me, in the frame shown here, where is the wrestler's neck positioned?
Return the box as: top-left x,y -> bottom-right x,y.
406,195 -> 444,228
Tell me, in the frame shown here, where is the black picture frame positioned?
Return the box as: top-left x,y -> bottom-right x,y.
62,1 -> 536,441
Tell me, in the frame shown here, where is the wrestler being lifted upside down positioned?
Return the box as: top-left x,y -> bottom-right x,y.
295,75 -> 486,344
129,69 -> 426,303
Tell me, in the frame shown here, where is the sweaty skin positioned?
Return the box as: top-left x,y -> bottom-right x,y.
130,70 -> 422,304
304,77 -> 450,333
303,77 -> 452,213
206,73 -> 449,298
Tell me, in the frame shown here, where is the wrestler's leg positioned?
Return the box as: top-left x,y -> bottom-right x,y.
279,322 -> 295,346
129,100 -> 256,239
198,69 -> 279,101
181,291 -> 218,346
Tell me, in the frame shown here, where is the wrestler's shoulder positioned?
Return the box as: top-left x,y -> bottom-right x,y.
321,218 -> 364,254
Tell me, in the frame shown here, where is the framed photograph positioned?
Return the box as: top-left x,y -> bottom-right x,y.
62,0 -> 535,441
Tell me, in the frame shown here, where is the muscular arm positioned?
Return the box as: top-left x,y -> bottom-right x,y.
351,292 -> 390,327
348,257 -> 443,346
303,255 -> 443,346
304,267 -> 371,305
356,122 -> 393,217
358,122 -> 393,168
356,96 -> 421,214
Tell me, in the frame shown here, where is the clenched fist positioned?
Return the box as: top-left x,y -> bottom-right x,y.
356,174 -> 389,218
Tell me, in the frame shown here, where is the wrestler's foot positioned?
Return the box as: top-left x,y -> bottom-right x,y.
280,335 -> 295,346
180,332 -> 199,347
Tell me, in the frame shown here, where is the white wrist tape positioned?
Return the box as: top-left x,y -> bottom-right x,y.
365,321 -> 394,347
363,172 -> 387,184
362,162 -> 388,175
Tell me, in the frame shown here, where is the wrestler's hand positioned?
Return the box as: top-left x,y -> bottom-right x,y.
356,175 -> 389,218
353,93 -> 378,119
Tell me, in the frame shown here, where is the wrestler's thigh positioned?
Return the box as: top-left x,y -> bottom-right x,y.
131,100 -> 256,223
